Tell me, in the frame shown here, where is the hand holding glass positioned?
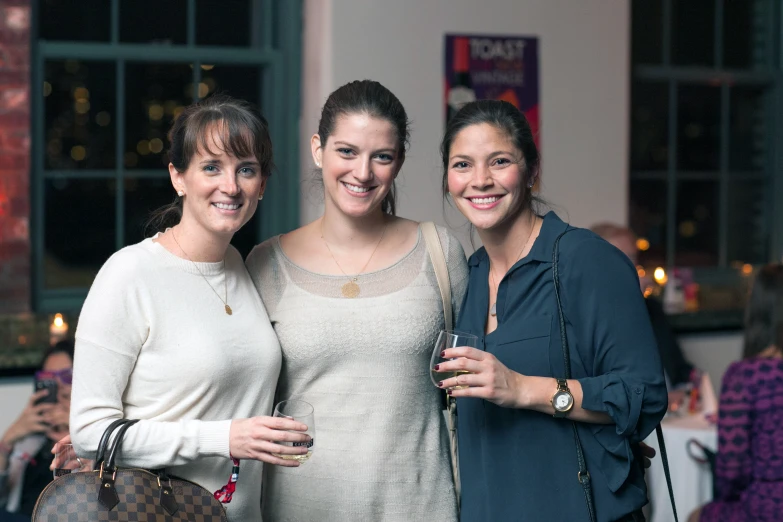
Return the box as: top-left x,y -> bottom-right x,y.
52,443 -> 91,479
431,330 -> 479,390
271,400 -> 315,464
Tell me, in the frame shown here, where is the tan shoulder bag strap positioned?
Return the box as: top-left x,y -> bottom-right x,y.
421,222 -> 452,330
421,222 -> 461,513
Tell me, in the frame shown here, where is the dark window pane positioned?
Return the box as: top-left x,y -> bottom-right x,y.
201,66 -> 262,106
44,178 -> 115,289
730,87 -> 767,171
630,180 -> 668,267
125,177 -> 176,245
39,0 -> 110,42
197,0 -> 252,47
44,60 -> 116,169
675,181 -> 718,266
231,213 -> 260,259
631,81 -> 668,170
0,315 -> 52,371
120,0 -> 187,44
125,63 -> 192,170
724,0 -> 771,69
727,179 -> 769,264
677,85 -> 720,171
672,0 -> 715,66
631,0 -> 663,64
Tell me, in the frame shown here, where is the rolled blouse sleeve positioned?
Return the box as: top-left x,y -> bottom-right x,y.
560,235 -> 667,442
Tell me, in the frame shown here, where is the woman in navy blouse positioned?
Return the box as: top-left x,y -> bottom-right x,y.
435,100 -> 667,522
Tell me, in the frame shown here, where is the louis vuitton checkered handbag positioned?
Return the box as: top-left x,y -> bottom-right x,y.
33,419 -> 228,521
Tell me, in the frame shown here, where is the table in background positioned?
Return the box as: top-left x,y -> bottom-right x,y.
644,414 -> 717,522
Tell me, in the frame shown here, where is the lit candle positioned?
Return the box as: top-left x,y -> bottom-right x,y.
653,267 -> 668,285
49,313 -> 68,344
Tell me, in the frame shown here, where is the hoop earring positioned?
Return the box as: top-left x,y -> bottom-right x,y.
258,194 -> 264,201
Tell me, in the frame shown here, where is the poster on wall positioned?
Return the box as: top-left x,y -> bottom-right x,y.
444,34 -> 539,147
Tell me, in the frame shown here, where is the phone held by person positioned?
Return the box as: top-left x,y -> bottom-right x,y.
34,377 -> 58,405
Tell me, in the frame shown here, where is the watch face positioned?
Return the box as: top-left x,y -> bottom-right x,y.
554,391 -> 573,411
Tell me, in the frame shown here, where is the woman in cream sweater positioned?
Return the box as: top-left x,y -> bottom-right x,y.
69,95 -> 309,521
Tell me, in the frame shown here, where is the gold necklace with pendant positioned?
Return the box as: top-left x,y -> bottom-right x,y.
489,215 -> 537,317
171,230 -> 232,315
321,220 -> 388,298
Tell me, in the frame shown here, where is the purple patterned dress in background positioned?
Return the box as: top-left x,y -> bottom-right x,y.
699,357 -> 783,522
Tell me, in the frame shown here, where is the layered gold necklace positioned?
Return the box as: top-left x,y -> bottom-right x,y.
321,220 -> 388,298
171,230 -> 232,315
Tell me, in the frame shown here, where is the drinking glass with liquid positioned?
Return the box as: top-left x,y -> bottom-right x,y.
271,399 -> 315,463
430,330 -> 479,390
52,443 -> 90,479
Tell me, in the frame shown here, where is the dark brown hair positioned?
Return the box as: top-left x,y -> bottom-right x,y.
40,339 -> 75,369
440,100 -> 541,212
147,94 -> 274,233
316,80 -> 410,215
744,263 -> 783,358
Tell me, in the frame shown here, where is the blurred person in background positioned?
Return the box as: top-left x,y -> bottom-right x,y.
591,223 -> 697,408
690,264 -> 783,522
0,341 -> 73,520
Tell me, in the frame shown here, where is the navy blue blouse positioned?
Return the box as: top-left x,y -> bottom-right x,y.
456,212 -> 667,522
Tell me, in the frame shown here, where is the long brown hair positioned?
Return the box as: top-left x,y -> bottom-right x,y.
744,263 -> 783,358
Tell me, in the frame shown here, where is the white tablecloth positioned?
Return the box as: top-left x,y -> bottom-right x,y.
644,415 -> 718,522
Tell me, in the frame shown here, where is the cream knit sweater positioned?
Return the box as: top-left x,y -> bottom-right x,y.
246,225 -> 468,522
70,237 -> 281,521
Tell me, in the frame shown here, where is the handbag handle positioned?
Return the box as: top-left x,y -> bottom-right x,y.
105,419 -> 140,471
93,418 -> 132,470
552,229 -> 678,522
96,419 -> 179,515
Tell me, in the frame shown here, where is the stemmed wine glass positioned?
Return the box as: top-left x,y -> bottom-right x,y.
430,330 -> 479,390
271,399 -> 315,463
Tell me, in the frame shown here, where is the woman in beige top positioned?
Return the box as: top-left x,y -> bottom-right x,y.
246,80 -> 467,522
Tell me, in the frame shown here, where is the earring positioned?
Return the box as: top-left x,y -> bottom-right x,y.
315,161 -> 321,167
258,194 -> 264,201
177,190 -> 184,197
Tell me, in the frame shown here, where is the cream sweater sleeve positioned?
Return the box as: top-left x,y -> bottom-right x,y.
70,247 -> 231,468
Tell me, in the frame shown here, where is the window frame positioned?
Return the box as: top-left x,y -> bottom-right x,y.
630,0 -> 782,330
30,0 -> 302,313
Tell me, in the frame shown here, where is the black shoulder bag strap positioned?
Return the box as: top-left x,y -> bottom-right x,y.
552,229 -> 678,522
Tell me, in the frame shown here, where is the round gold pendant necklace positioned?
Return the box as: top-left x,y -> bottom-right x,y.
171,230 -> 232,315
321,219 -> 388,298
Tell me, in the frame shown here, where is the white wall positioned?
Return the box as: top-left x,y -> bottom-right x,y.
0,378 -> 33,437
680,332 -> 743,392
301,0 -> 630,249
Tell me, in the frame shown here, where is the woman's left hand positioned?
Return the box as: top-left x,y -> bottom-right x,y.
437,346 -> 524,408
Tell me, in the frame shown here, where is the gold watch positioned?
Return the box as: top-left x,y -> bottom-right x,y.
551,378 -> 574,418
